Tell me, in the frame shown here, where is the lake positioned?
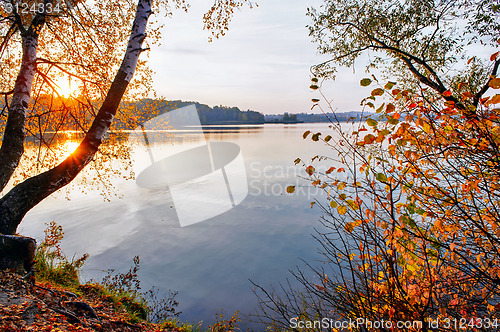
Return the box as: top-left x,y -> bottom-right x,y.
18,122 -> 346,330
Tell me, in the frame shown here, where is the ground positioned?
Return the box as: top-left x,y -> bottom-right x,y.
0,270 -> 181,332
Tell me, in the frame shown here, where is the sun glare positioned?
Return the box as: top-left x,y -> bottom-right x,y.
54,77 -> 79,98
64,141 -> 80,155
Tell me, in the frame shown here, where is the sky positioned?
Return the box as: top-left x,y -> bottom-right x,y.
148,0 -> 369,115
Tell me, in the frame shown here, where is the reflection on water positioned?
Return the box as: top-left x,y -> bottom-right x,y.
18,123 -> 345,330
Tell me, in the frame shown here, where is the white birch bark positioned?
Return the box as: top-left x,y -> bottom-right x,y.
0,0 -> 153,234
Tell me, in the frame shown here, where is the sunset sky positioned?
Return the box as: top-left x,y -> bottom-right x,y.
149,0 -> 370,115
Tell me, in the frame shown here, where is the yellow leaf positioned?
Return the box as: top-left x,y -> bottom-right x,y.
338,205 -> 347,215
344,222 -> 355,232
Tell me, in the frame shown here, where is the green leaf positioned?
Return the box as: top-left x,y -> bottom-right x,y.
376,173 -> 387,182
384,81 -> 396,90
360,78 -> 372,87
366,118 -> 378,127
375,103 -> 385,113
330,201 -> 338,208
310,84 -> 319,90
311,77 -> 319,83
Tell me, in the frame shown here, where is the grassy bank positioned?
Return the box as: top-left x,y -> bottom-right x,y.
0,222 -> 241,332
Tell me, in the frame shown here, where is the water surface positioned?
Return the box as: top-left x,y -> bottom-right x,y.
19,123 -> 344,329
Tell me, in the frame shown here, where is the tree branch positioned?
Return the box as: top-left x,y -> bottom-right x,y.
0,0 -> 153,235
474,58 -> 500,107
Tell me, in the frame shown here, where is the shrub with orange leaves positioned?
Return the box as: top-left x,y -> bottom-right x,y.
255,44 -> 500,330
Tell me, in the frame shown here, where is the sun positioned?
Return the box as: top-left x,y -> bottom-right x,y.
54,77 -> 79,98
63,141 -> 80,155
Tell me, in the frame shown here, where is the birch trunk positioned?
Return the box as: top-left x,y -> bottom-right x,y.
0,31 -> 41,192
0,0 -> 153,235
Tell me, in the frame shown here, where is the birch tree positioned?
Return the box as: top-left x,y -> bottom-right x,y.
0,0 -> 252,236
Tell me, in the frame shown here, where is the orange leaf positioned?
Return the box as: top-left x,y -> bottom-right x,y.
325,166 -> 336,174
314,284 -> 326,291
490,78 -> 500,89
443,90 -> 452,97
491,51 -> 499,61
490,94 -> 500,104
457,82 -> 467,90
462,91 -> 474,99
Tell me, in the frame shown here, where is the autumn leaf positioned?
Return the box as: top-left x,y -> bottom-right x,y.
364,134 -> 376,144
386,103 -> 395,113
344,221 -> 355,232
462,91 -> 474,99
384,81 -> 396,90
305,166 -> 315,175
360,78 -> 372,87
490,94 -> 500,104
490,78 -> 500,89
371,88 -> 384,96
338,205 -> 347,215
443,90 -> 452,97
330,201 -> 338,208
346,199 -> 359,210
303,131 -> 311,139
491,51 -> 499,61
376,173 -> 387,182
286,186 -> 295,193
366,118 -> 378,127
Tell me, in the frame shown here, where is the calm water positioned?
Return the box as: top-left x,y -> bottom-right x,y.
19,123 -> 346,330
